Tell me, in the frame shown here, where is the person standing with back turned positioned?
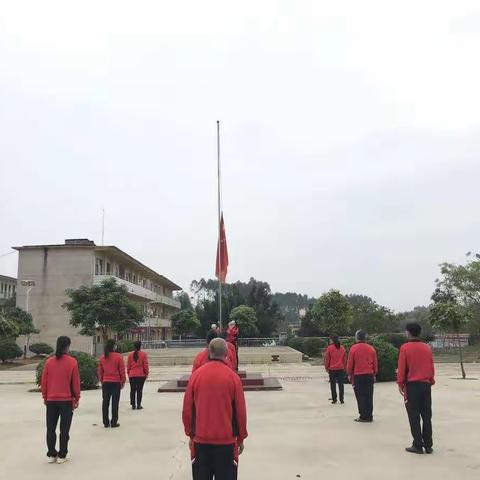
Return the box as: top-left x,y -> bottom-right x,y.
226,320 -> 240,371
346,330 -> 378,422
324,335 -> 346,404
127,340 -> 149,410
183,338 -> 248,480
41,336 -> 80,464
98,339 -> 126,428
397,322 -> 435,454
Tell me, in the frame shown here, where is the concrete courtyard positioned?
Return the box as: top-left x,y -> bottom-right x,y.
0,362 -> 479,480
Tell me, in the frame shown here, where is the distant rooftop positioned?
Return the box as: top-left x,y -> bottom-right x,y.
0,274 -> 16,282
12,239 -> 181,290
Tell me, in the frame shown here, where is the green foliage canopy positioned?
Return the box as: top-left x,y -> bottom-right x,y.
229,305 -> 259,337
63,278 -> 143,342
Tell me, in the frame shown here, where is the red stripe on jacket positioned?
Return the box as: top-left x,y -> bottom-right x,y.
98,352 -> 126,384
183,360 -> 248,445
41,354 -> 81,402
324,344 -> 346,371
127,350 -> 149,378
346,343 -> 378,376
397,340 -> 435,386
192,348 -> 234,373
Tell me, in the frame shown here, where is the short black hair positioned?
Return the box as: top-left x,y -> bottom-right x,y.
406,322 -> 421,338
356,330 -> 366,342
206,329 -> 218,344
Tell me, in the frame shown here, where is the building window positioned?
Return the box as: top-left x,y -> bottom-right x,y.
106,262 -> 111,274
95,258 -> 104,275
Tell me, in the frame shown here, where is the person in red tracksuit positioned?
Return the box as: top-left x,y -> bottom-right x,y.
192,330 -> 236,373
183,338 -> 248,480
324,335 -> 346,404
127,340 -> 149,410
346,330 -> 378,422
41,336 -> 80,464
397,322 -> 435,454
98,339 -> 126,428
226,320 -> 240,371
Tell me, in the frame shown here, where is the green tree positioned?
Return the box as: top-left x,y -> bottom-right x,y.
0,314 -> 20,339
2,307 -> 38,358
176,291 -> 193,310
191,278 -> 283,337
229,305 -> 259,337
435,254 -> 480,336
298,308 -> 321,337
171,309 -> 200,339
429,288 -> 470,379
63,278 -> 143,344
272,292 -> 315,325
347,294 -> 398,334
396,306 -> 434,341
312,290 -> 352,336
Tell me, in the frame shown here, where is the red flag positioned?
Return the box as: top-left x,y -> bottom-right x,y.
215,213 -> 229,282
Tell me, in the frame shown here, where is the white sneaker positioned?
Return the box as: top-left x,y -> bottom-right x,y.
57,457 -> 68,464
48,457 -> 57,464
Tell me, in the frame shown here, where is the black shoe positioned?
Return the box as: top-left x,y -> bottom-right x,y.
340,400 -> 344,404
355,417 -> 372,423
405,446 -> 424,454
137,406 -> 144,410
104,424 -> 110,428
424,447 -> 433,454
132,406 -> 136,410
331,400 -> 337,404
111,423 -> 120,428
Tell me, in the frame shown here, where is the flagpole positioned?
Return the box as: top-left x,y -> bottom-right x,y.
217,120 -> 223,329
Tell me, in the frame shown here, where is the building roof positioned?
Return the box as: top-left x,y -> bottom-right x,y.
0,274 -> 16,283
94,246 -> 182,291
12,240 -> 181,291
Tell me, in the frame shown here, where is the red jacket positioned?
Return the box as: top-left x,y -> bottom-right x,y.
226,326 -> 239,344
183,360 -> 248,445
98,352 -> 126,385
227,341 -> 237,370
324,344 -> 346,371
41,354 -> 81,403
192,348 -> 234,373
397,340 -> 435,386
127,350 -> 149,378
347,343 -> 378,376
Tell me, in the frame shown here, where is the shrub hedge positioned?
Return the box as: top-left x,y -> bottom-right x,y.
36,351 -> 98,390
327,336 -> 398,382
0,339 -> 23,363
287,337 -> 327,357
29,343 -> 54,356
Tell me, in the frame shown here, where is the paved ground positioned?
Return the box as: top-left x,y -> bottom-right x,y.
0,363 -> 479,479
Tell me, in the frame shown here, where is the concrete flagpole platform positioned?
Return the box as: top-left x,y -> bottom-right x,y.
152,346 -> 302,392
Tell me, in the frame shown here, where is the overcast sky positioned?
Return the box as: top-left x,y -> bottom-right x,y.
1,1 -> 479,311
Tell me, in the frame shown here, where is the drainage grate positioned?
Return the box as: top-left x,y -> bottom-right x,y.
277,376 -> 314,382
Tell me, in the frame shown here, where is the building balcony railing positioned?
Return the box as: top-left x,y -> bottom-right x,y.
93,274 -> 181,309
140,317 -> 172,328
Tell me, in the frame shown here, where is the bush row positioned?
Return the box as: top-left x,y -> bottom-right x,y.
287,336 -> 399,382
0,339 -> 22,362
286,337 -> 328,357
36,351 -> 98,390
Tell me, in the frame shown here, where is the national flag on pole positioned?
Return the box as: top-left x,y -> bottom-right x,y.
215,213 -> 229,282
